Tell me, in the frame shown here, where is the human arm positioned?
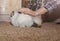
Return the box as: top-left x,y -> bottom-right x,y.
33,7 -> 48,16
30,0 -> 60,16
18,0 -> 60,16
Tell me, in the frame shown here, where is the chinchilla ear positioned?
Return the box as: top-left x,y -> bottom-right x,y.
10,11 -> 14,17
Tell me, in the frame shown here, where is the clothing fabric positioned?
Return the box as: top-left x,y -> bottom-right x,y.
26,0 -> 60,11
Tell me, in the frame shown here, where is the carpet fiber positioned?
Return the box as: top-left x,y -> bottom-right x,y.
0,22 -> 60,41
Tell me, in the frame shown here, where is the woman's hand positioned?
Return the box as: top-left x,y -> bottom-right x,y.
18,8 -> 35,16
18,8 -> 32,14
18,8 -> 29,13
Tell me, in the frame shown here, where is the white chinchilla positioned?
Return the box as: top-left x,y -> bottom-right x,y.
10,11 -> 19,26
10,11 -> 42,27
17,13 -> 34,27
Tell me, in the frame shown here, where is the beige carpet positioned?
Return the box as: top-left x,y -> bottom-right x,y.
0,22 -> 60,41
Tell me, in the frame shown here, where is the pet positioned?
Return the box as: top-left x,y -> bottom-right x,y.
10,11 -> 42,27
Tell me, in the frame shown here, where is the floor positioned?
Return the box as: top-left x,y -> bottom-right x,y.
0,22 -> 60,41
